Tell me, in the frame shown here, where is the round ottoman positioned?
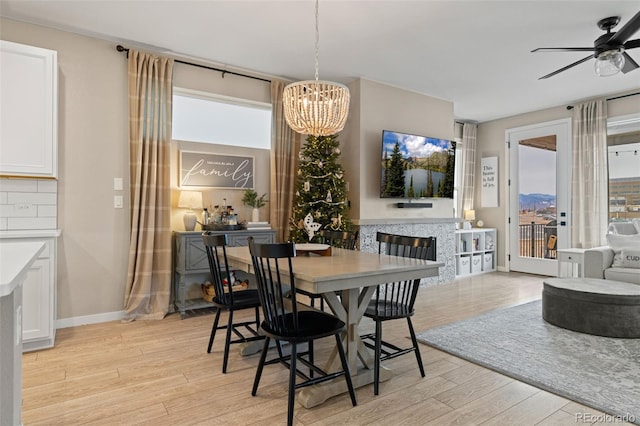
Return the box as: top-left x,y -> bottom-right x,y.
542,277 -> 640,338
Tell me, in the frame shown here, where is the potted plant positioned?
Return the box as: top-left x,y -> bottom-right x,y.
242,189 -> 268,222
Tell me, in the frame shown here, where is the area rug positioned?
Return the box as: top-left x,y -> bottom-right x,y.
417,300 -> 640,423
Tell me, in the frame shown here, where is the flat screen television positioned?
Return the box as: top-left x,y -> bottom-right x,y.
380,130 -> 456,199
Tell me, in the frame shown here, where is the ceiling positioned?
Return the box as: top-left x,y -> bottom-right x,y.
1,0 -> 639,123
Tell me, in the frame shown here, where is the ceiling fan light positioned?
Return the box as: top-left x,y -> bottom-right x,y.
594,50 -> 625,77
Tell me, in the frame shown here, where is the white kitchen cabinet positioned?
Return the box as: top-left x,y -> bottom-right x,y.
455,228 -> 497,276
0,234 -> 58,351
20,237 -> 57,351
0,40 -> 57,178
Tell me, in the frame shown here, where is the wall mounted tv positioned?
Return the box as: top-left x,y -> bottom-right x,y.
380,130 -> 456,199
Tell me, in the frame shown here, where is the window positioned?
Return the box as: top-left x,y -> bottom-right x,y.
607,113 -> 640,222
172,88 -> 272,149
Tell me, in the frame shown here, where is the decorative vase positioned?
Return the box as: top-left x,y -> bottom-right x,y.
251,208 -> 260,223
183,211 -> 197,231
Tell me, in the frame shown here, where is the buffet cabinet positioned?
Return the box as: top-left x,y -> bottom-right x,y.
455,228 -> 497,276
173,230 -> 275,318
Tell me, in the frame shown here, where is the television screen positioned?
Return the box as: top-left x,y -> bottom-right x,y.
380,130 -> 456,199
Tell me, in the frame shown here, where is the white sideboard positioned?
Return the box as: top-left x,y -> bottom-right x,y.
455,228 -> 497,276
0,40 -> 58,178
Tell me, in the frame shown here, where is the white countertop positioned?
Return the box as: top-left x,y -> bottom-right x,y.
0,240 -> 46,297
0,229 -> 62,239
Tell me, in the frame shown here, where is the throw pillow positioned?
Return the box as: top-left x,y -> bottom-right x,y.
607,233 -> 640,252
633,218 -> 640,234
620,250 -> 640,269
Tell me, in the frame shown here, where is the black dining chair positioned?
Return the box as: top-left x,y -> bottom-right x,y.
297,229 -> 359,310
202,232 -> 264,374
361,232 -> 436,395
248,237 -> 357,426
318,229 -> 359,250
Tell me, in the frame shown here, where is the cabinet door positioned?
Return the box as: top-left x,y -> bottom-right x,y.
0,41 -> 57,177
21,258 -> 51,342
183,235 -> 209,272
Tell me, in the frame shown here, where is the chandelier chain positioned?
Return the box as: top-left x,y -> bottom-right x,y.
314,0 -> 319,81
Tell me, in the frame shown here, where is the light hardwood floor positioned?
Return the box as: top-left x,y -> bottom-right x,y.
22,272 -> 624,425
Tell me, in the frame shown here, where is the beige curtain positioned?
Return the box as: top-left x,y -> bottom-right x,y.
270,79 -> 301,242
460,122 -> 478,213
571,99 -> 608,249
123,50 -> 174,320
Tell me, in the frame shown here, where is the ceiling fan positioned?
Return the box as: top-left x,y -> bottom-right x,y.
532,10 -> 640,79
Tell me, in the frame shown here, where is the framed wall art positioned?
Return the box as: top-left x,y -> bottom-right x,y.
179,150 -> 254,189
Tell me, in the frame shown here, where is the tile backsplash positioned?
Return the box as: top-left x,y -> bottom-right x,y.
0,178 -> 58,230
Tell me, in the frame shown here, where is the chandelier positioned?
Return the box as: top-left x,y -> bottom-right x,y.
283,0 -> 350,136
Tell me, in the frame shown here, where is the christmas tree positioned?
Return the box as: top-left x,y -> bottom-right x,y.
289,134 -> 352,242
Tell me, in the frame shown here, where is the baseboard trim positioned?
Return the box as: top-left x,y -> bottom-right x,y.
56,310 -> 126,329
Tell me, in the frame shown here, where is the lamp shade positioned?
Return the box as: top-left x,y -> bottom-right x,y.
283,80 -> 350,136
594,50 -> 625,77
464,209 -> 476,221
178,191 -> 203,209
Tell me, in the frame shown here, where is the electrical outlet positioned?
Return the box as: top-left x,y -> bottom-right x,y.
15,203 -> 33,211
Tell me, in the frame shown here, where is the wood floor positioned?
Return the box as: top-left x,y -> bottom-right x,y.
22,272 -> 626,425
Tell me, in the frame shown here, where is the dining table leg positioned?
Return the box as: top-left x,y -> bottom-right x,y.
297,286 -> 392,409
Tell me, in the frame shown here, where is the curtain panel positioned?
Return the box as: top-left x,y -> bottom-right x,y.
571,99 -> 608,249
123,50 -> 174,320
460,122 -> 478,213
270,79 -> 302,242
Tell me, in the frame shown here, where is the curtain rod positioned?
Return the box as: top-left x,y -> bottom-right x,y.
566,91 -> 640,110
115,45 -> 271,83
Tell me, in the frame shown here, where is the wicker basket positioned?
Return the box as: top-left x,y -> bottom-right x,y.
201,282 -> 215,302
201,280 -> 250,302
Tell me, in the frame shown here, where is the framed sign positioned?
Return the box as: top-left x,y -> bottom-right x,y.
481,156 -> 499,207
180,151 -> 254,188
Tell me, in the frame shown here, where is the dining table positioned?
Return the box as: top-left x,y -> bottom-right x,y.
224,245 -> 443,408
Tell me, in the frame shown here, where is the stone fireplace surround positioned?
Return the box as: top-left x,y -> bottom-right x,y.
355,218 -> 458,285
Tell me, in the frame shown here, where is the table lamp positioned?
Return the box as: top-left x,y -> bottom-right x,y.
178,191 -> 203,231
463,209 -> 476,229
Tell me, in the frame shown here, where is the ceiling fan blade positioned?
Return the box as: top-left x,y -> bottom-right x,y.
538,55 -> 593,79
609,10 -> 640,44
621,52 -> 640,73
531,47 -> 594,52
624,39 -> 640,50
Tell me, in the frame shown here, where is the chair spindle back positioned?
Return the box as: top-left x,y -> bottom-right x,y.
248,237 -> 299,335
202,232 -> 236,305
318,229 -> 359,250
374,232 -> 436,316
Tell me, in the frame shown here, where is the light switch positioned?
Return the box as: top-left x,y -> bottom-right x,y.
114,195 -> 123,208
114,177 -> 123,191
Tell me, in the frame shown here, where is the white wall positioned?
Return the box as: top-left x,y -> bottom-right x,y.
476,90 -> 640,270
343,79 -> 456,221
4,16 -> 636,321
0,18 -> 272,321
